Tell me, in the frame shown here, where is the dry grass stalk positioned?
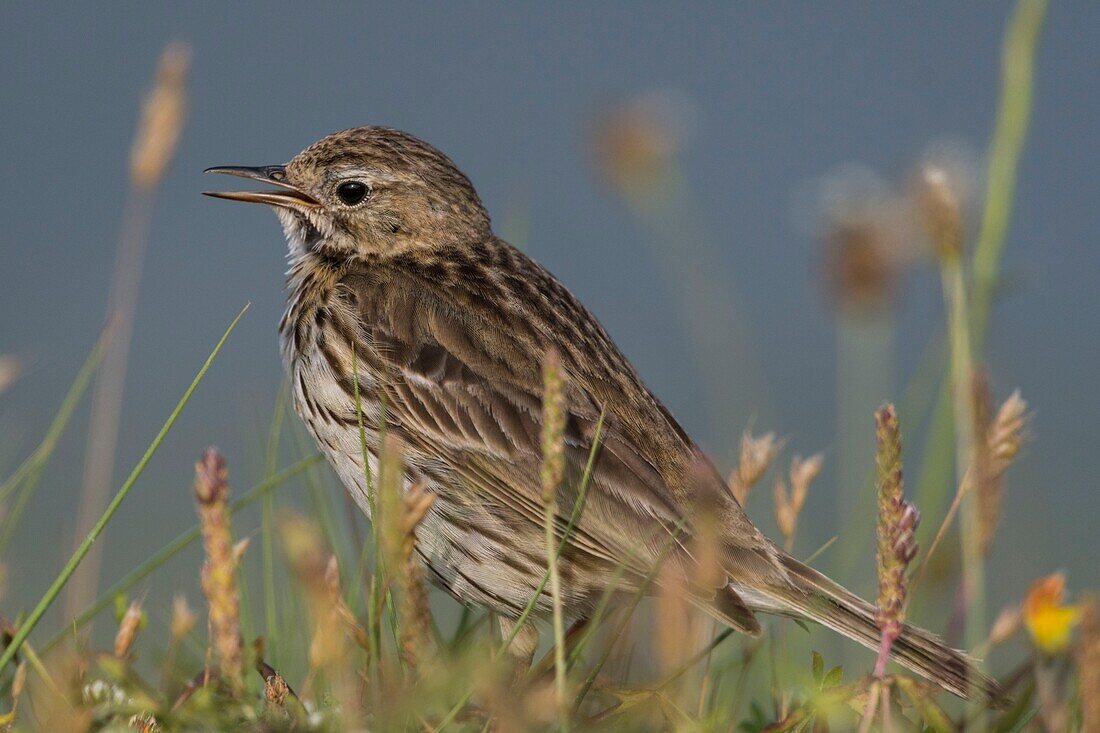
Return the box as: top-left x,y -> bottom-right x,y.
1078,595 -> 1100,733
322,555 -> 370,654
67,41 -> 191,621
729,429 -> 782,506
539,348 -> 569,712
130,43 -> 190,190
280,515 -> 358,727
113,600 -> 143,659
193,447 -> 242,691
161,595 -> 197,690
873,404 -> 919,678
280,517 -> 343,672
0,662 -> 27,728
972,375 -> 1028,556
656,561 -> 694,688
773,453 -> 824,550
988,605 -> 1022,647
396,483 -> 436,669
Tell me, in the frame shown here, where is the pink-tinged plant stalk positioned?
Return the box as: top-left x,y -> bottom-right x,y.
873,404 -> 920,678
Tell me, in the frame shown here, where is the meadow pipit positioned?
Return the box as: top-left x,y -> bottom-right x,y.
206,126 -> 1003,702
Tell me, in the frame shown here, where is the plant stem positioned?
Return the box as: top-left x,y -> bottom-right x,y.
0,304 -> 247,674
971,0 -> 1049,351
941,257 -> 986,724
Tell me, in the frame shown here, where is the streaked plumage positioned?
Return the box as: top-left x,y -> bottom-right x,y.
205,126 -> 1005,703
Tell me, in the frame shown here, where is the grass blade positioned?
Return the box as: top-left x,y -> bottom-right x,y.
0,303 -> 248,673
40,453 -> 320,654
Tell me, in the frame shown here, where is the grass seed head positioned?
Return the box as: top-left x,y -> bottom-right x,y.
915,163 -> 965,262
971,374 -> 1028,556
113,600 -> 143,659
192,447 -> 242,691
130,42 -> 189,189
730,429 -> 782,505
874,404 -> 919,638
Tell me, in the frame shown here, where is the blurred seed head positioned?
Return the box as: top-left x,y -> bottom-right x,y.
113,600 -> 144,659
130,42 -> 189,189
773,453 -> 824,550
729,429 -> 782,506
192,447 -> 242,691
971,373 -> 1029,556
0,355 -> 21,396
909,142 -> 979,262
915,163 -> 964,261
170,595 -> 197,642
810,167 -> 913,317
988,604 -> 1023,647
591,90 -> 696,194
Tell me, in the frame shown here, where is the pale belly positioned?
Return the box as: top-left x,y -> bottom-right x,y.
286,350 -> 594,620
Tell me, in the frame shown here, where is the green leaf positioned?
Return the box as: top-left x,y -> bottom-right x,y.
811,651 -> 824,685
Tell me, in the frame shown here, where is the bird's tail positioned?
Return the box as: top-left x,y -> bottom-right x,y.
752,553 -> 1008,706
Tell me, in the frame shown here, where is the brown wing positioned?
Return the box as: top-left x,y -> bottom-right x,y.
343,246 -> 776,631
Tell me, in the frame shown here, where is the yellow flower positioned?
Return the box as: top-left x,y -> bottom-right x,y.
1024,572 -> 1082,655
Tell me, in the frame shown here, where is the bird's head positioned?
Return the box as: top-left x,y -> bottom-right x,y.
205,126 -> 491,259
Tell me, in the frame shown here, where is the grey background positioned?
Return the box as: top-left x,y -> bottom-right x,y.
1,2 -> 1096,642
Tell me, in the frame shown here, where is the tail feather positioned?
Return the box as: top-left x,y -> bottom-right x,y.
753,554 -> 1008,707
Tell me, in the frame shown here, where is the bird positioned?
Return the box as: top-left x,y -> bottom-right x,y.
205,126 -> 1003,703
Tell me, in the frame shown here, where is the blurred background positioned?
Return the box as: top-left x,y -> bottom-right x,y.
0,1 -> 1096,664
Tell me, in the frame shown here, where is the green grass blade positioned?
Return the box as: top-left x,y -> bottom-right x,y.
971,0 -> 1048,350
261,385 -> 288,662
40,453 -> 320,654
0,328 -> 109,528
0,303 -> 249,673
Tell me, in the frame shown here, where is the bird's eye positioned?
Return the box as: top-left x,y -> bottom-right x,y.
336,181 -> 370,206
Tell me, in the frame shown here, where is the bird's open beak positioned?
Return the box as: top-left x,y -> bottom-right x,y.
203,166 -> 320,208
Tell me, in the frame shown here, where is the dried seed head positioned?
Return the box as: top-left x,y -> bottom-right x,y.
915,163 -> 965,261
988,605 -> 1023,647
540,348 -> 567,504
260,661 -> 293,711
730,430 -> 782,506
789,453 -> 823,512
170,595 -> 197,641
972,375 -> 1029,556
130,42 -> 189,189
231,537 -> 250,567
193,447 -> 227,505
114,600 -> 143,659
874,404 -> 919,638
592,91 -> 693,193
128,712 -> 159,733
773,453 -> 823,551
192,447 -> 242,690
